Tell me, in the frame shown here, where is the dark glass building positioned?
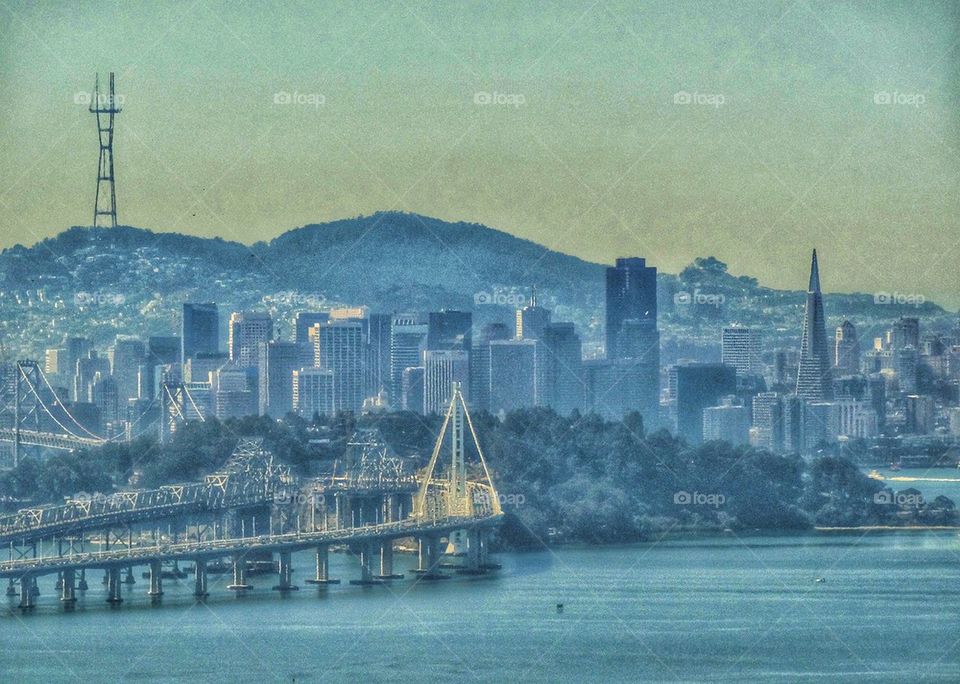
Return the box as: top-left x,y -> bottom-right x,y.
181,303 -> 219,362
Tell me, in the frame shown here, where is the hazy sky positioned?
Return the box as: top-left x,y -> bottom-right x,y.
1,1 -> 958,307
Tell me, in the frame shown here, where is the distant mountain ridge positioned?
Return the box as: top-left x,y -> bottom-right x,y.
0,212 -> 950,357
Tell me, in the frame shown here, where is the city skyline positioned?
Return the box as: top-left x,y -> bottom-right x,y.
1,2 -> 959,307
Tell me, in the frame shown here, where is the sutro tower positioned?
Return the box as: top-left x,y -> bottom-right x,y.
90,72 -> 121,228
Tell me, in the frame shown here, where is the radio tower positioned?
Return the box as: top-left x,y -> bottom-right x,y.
90,72 -> 121,228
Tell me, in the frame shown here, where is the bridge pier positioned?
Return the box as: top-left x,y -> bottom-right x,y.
60,568 -> 77,602
19,575 -> 35,610
148,560 -> 163,597
349,544 -> 378,585
272,551 -> 298,591
78,569 -> 89,591
375,540 -> 403,580
6,579 -> 17,597
123,567 -> 136,584
106,567 -> 123,603
414,535 -> 448,580
305,545 -> 339,585
227,554 -> 252,591
193,560 -> 209,598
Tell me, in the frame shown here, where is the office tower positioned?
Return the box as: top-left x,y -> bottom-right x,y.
314,320 -> 364,413
257,340 -> 300,417
891,317 -> 920,351
147,336 -> 181,367
366,313 -> 392,398
905,395 -> 935,434
781,395 -> 805,453
703,399 -> 750,445
295,311 -> 330,364
470,322 -> 511,412
540,322 -> 583,415
672,363 -> 737,445
752,392 -> 784,451
423,349 -> 470,414
109,337 -> 145,402
44,348 -> 63,376
722,326 -> 763,377
428,310 -> 473,350
55,336 -> 92,399
181,303 -> 219,362
830,399 -> 878,439
91,372 -> 119,430
893,347 -> 919,393
401,366 -> 425,413
515,290 -> 551,341
489,339 -> 539,413
834,321 -> 860,375
228,312 -> 273,368
293,367 -> 336,418
390,313 -> 429,400
867,374 -> 886,431
605,257 -> 657,360
796,250 -> 833,400
803,402 -> 833,452
183,352 -> 228,384
183,382 -> 212,421
74,352 -> 111,403
213,365 -> 256,419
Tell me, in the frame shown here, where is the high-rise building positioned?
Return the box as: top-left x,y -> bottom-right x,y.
540,322 -> 583,415
722,326 -> 763,377
401,366 -> 425,413
834,320 -> 860,375
422,349 -> 470,414
489,339 -> 539,413
671,363 -> 737,445
796,250 -> 833,400
109,336 -> 146,402
366,313 -> 393,398
470,322 -> 511,413
257,340 -> 300,417
91,372 -> 119,431
427,310 -> 472,350
905,395 -> 935,434
74,352 -> 110,403
182,303 -> 219,362
703,399 -> 750,445
390,313 -> 428,400
891,317 -> 920,351
605,257 -> 657,360
228,312 -> 273,368
295,312 -> 330,364
314,320 -> 364,413
213,364 -> 256,419
751,392 -> 784,451
515,289 -> 551,341
293,367 -> 336,418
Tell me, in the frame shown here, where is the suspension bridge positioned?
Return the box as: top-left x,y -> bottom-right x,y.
2,383 -> 504,611
0,360 -> 210,464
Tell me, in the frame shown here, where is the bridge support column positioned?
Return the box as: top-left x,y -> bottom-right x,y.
123,566 -> 136,584
6,579 -> 17,597
60,569 -> 77,602
78,569 -> 88,591
375,540 -> 403,580
305,545 -> 339,585
227,554 -> 252,591
106,567 -> 123,603
19,575 -> 35,610
148,560 -> 163,597
272,551 -> 298,591
193,560 -> 209,598
414,535 -> 448,579
350,544 -> 377,585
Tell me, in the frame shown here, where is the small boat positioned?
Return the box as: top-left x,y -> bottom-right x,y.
556,603 -> 564,613
815,577 -> 825,583
868,470 -> 884,481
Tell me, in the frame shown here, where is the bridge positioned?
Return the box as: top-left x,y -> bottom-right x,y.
2,383 -> 504,610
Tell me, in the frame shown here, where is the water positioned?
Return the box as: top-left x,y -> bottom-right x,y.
866,467 -> 960,502
2,533 -> 959,682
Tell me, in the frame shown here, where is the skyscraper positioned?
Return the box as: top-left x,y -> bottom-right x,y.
427,310 -> 472,351
605,257 -> 657,360
671,363 -> 737,445
489,339 -> 539,413
515,289 -> 551,341
182,303 -> 219,362
295,311 -> 330,364
470,322 -> 511,412
540,322 -> 583,415
228,312 -> 273,368
390,313 -> 428,401
834,320 -> 860,376
366,312 -> 393,398
422,349 -> 470,414
313,320 -> 364,413
257,340 -> 300,417
722,326 -> 763,377
293,367 -> 336,419
796,250 -> 833,400
109,336 -> 146,402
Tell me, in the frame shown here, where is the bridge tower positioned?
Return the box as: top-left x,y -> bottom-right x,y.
90,72 -> 121,228
13,361 -> 43,468
159,381 -> 186,444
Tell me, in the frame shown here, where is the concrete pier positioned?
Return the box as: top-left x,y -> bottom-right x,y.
305,545 -> 339,585
106,568 -> 123,603
193,560 -> 209,598
148,560 -> 163,597
272,551 -> 298,591
375,540 -> 403,580
19,575 -> 35,610
227,554 -> 252,591
60,568 -> 77,603
78,569 -> 89,591
350,544 -> 378,585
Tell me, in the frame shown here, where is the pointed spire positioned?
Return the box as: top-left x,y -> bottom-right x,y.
808,249 -> 821,293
